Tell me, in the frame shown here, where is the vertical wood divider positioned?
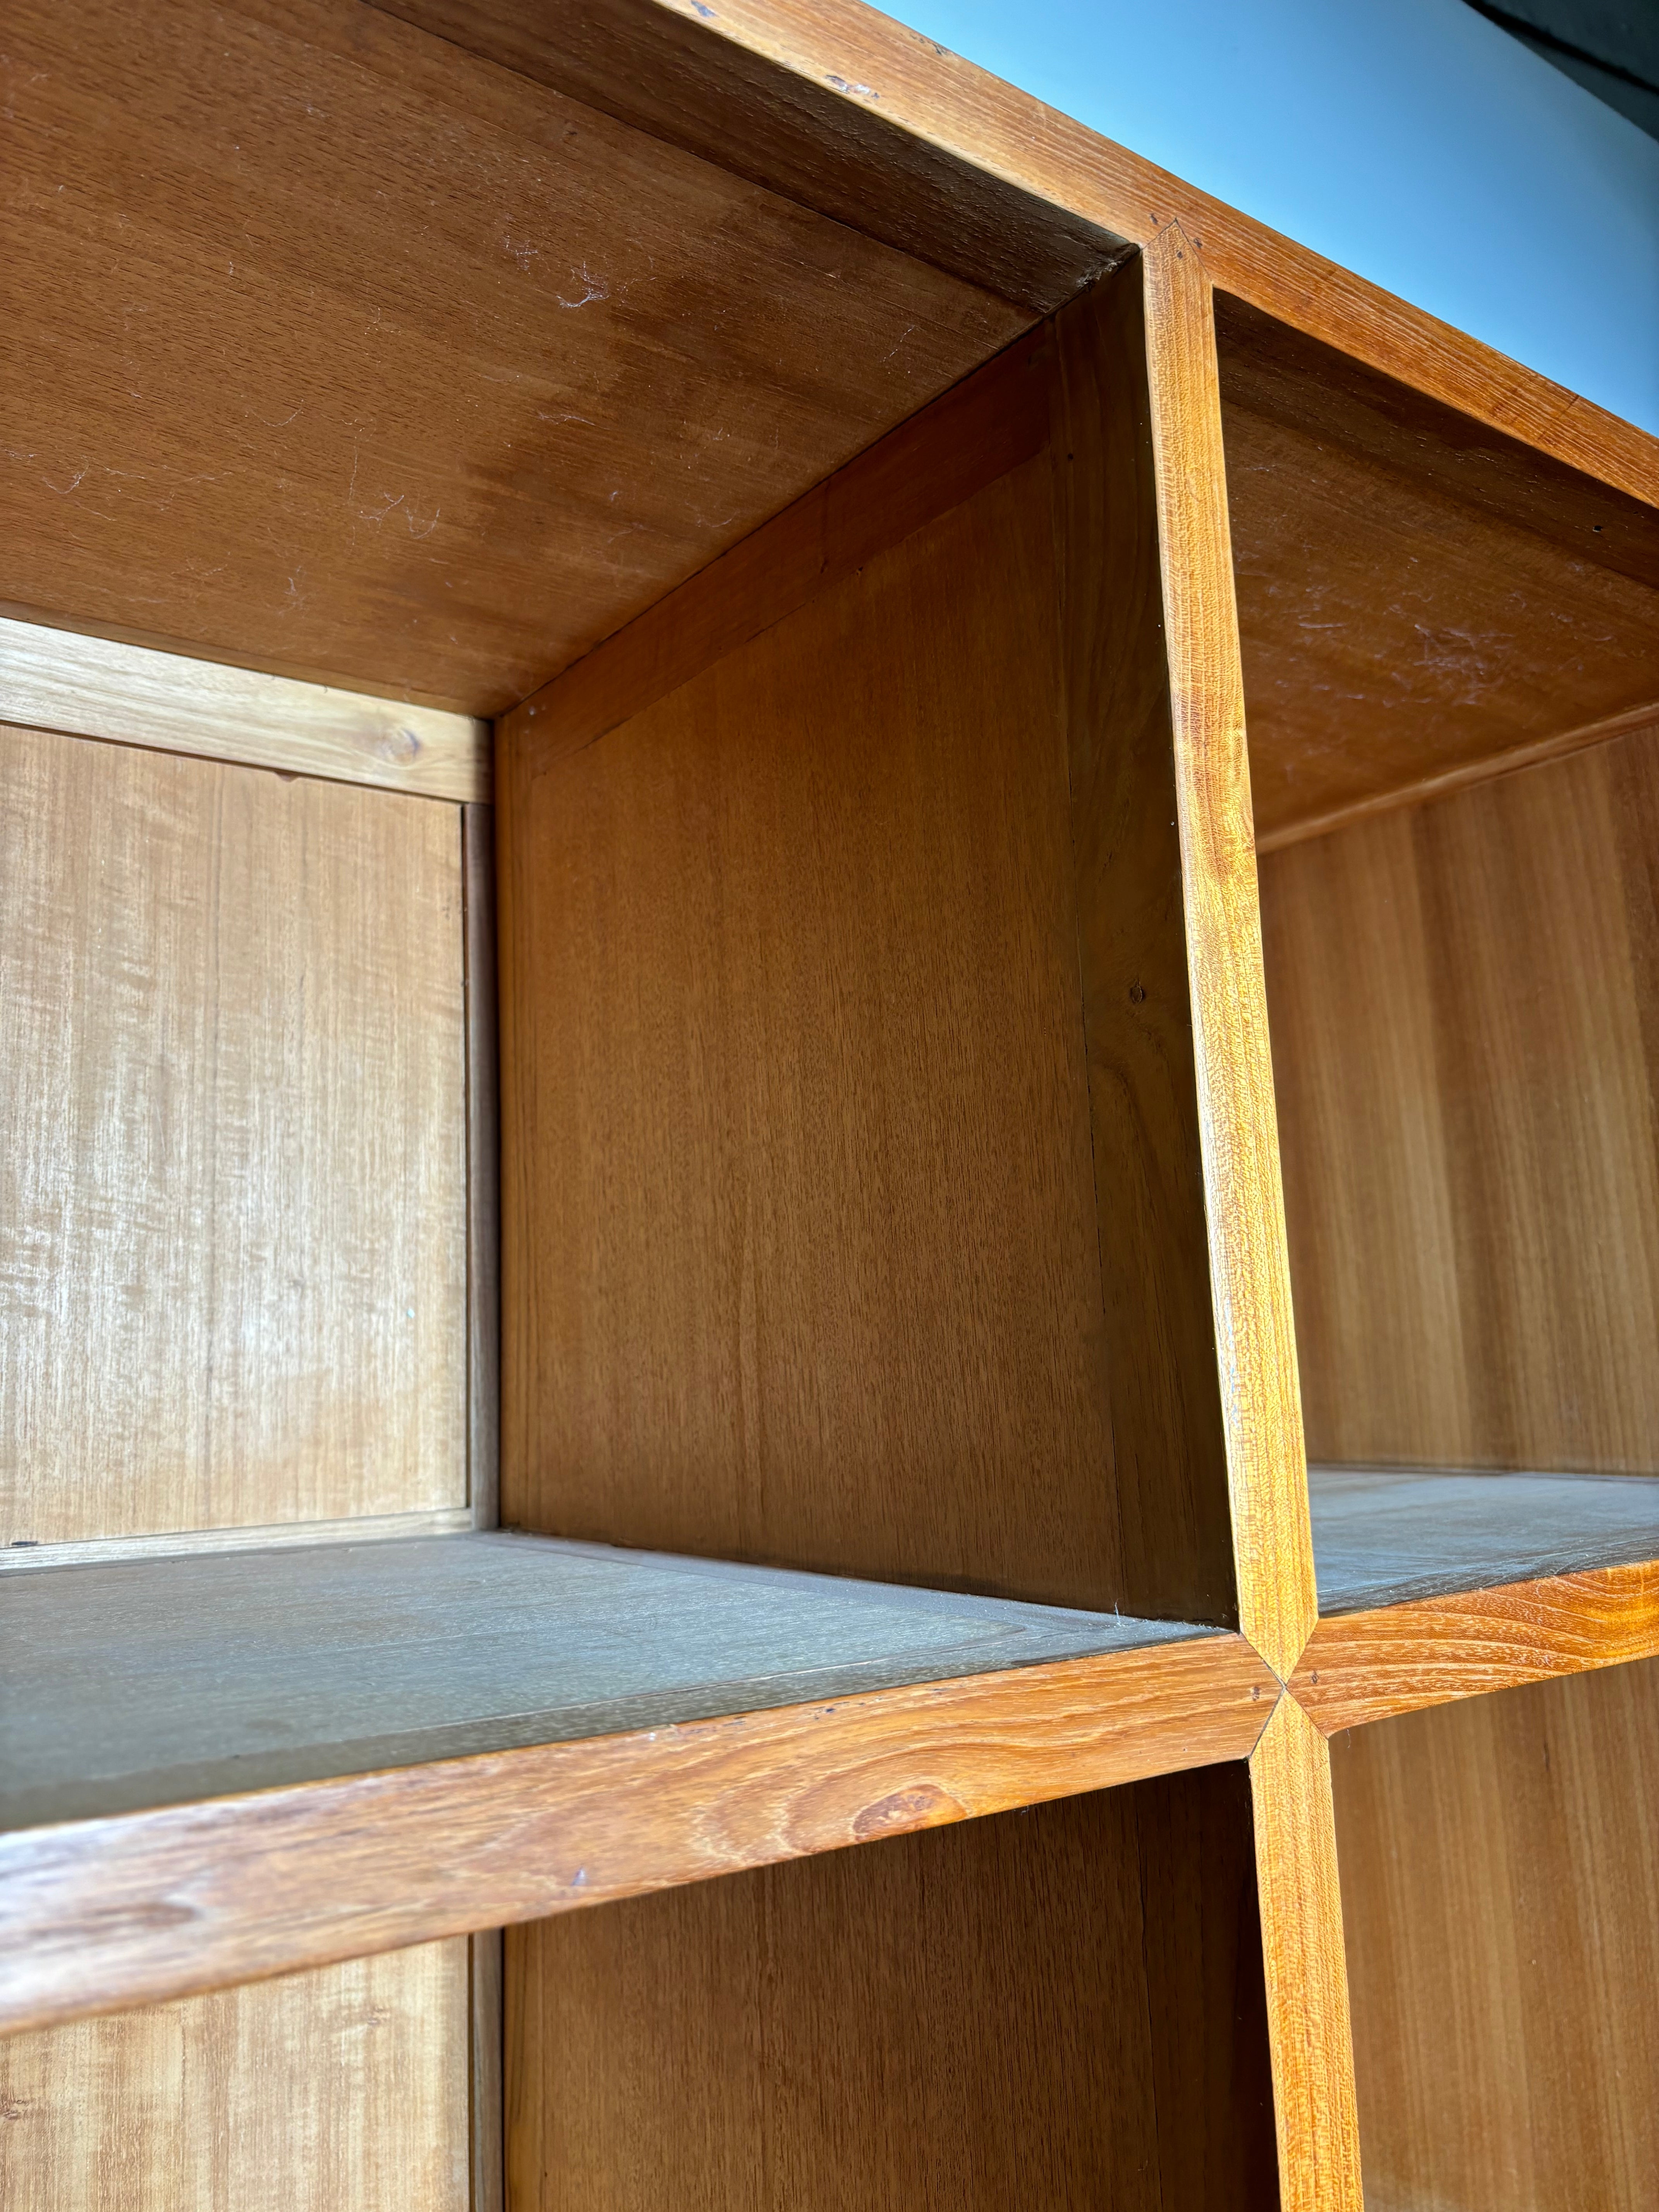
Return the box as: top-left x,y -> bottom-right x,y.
464,798 -> 505,2205
1139,221 -> 1360,2208
463,801 -> 501,1535
1139,222 -> 1316,1679
1249,1698 -> 1362,2210
469,1929 -> 505,2212
1050,258 -> 1238,1627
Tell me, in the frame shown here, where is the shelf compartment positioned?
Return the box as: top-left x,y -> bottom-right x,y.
0,1531 -> 1273,2035
1331,1657 -> 1659,2209
496,252 -> 1259,1635
508,1765 -> 1279,2210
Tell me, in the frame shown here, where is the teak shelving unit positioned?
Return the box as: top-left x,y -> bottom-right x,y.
4,1 -> 1659,2206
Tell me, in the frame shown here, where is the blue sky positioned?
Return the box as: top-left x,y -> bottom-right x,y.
896,0 -> 1659,436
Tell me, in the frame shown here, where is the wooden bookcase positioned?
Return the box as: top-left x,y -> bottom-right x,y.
3,2 -> 1657,2207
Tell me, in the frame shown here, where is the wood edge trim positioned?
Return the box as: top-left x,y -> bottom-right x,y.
497,327 -> 1054,766
467,1928 -> 505,2212
0,1508 -> 477,1573
560,0 -> 1659,504
1247,1694 -> 1364,2212
462,805 -> 502,1533
1255,699 -> 1659,855
1287,1557 -> 1659,1735
1142,224 -> 1319,1679
0,617 -> 491,802
0,1632 -> 1275,2034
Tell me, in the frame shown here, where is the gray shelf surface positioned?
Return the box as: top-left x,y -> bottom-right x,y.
0,1531 -> 1205,1831
1309,1466 -> 1659,1615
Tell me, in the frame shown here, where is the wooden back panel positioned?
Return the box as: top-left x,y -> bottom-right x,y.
0,722 -> 468,1541
1262,717 -> 1659,1475
498,262 -> 1237,1621
1331,1657 -> 1659,2208
508,1769 -> 1278,2210
0,1943 -> 469,2212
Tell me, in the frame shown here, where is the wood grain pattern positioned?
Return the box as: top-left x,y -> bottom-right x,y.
381,0 -> 1659,508
501,450 -> 1128,1607
1247,1693 -> 1363,2212
0,723 -> 467,1543
374,0 -> 1129,313
1254,700 -> 1659,855
1290,1560 -> 1659,1733
1262,721 -> 1659,1477
1218,294 -> 1659,601
498,326 -> 1054,766
1048,257 -> 1235,1625
0,1633 -> 1275,2035
2,0 -> 1024,714
0,1942 -> 470,2212
1141,226 -> 1316,1679
1330,1659 -> 1659,2210
0,618 -> 488,799
507,1770 -> 1278,2210
1219,362 -> 1659,849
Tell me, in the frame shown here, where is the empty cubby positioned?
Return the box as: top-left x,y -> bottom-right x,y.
1218,297 -> 1659,1615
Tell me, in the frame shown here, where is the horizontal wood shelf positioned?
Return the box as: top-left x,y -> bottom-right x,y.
1309,1466 -> 1659,1615
2,1531 -> 1211,1830
0,1532 -> 1274,2032
1294,1469 -> 1659,1731
0,618 -> 490,800
1291,1561 -> 1659,1734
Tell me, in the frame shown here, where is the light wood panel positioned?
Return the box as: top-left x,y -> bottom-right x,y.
0,1941 -> 469,2212
1248,1695 -> 1363,2212
1291,1560 -> 1659,1733
507,1771 -> 1278,2210
1141,226 -> 1316,1678
0,723 -> 467,1542
1331,1659 -> 1659,2210
2,1532 -> 1208,1829
2,1633 -> 1274,2035
380,0 -> 1659,508
1262,720 -> 1659,1476
2,0 -> 1023,713
1219,309 -> 1659,847
0,617 -> 488,798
